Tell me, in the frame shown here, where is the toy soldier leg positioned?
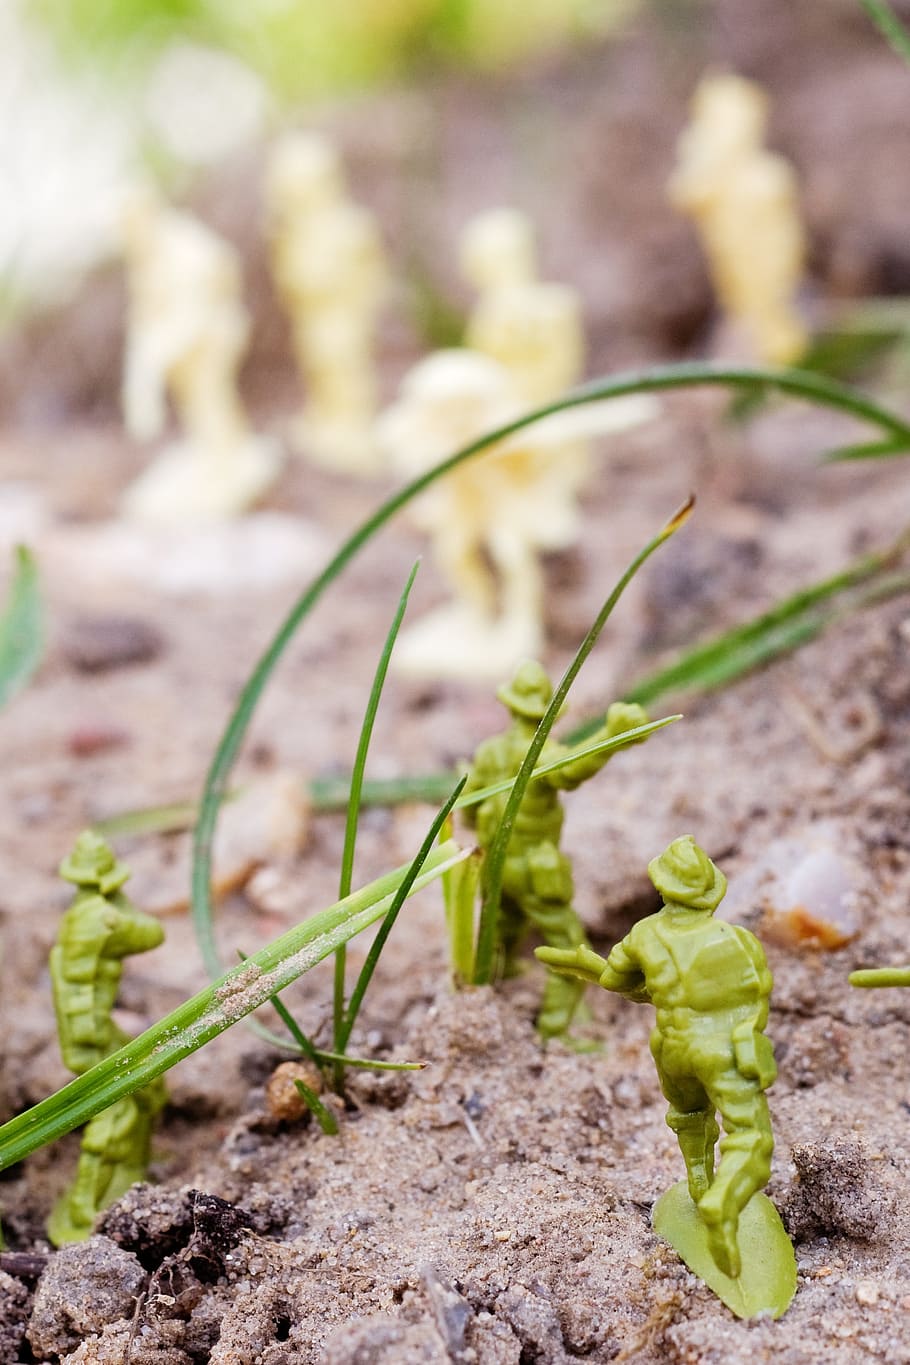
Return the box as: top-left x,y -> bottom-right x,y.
524,893 -> 589,1039
497,894 -> 528,977
651,1035 -> 720,1202
697,1067 -> 774,1278
171,341 -> 246,451
48,1095 -> 145,1243
435,520 -> 497,617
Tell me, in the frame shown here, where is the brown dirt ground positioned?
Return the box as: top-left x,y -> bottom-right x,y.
3,3 -> 910,1362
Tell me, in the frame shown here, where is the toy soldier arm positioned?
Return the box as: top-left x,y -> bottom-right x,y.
535,943 -> 611,984
536,937 -> 650,1001
597,934 -> 651,1002
729,930 -> 777,1088
545,702 -> 651,791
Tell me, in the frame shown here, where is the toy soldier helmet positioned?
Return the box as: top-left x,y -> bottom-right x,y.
496,660 -> 555,719
59,831 -> 131,895
648,834 -> 727,912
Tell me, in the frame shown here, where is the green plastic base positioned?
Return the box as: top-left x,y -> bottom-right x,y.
652,1180 -> 797,1319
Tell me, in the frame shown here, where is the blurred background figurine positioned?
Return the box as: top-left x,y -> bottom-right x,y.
376,348 -> 582,678
120,185 -> 282,524
460,206 -> 591,502
669,73 -> 808,367
266,131 -> 389,474
461,207 -> 585,408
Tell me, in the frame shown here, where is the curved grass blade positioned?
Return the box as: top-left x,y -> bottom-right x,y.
0,546 -> 43,708
472,497 -> 695,985
339,776 -> 467,1056
861,0 -> 910,63
192,364 -> 910,978
333,561 -> 420,1089
0,842 -> 465,1172
824,438 -> 910,462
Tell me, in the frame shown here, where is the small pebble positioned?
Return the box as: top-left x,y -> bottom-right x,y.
266,1061 -> 324,1122
855,1281 -> 879,1307
68,723 -> 131,757
62,614 -> 164,673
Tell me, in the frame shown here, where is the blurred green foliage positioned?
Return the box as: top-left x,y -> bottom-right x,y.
26,0 -> 638,102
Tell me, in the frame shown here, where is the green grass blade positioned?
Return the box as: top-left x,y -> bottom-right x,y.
312,772 -> 459,811
564,533 -> 910,737
237,948 -> 323,1070
292,1079 -> 339,1135
307,1050 -> 426,1072
0,546 -> 43,708
823,438 -> 910,462
339,776 -> 467,1054
333,561 -> 420,1087
457,715 -> 681,808
338,560 -> 421,898
191,363 -> 910,979
0,842 -> 464,1172
444,845 -> 482,985
472,497 -> 695,985
861,0 -> 910,63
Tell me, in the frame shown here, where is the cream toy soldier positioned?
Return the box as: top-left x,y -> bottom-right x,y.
376,349 -> 583,677
538,836 -> 796,1317
462,660 -> 650,1041
460,207 -> 584,408
48,832 -> 166,1244
460,206 -> 657,504
265,132 -> 388,473
120,186 -> 281,524
669,73 -> 807,366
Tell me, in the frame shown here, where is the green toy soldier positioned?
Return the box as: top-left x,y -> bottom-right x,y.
461,660 -> 650,1041
537,835 -> 796,1316
48,831 -> 166,1244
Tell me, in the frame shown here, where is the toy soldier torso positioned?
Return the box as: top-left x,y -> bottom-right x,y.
468,282 -> 583,404
627,910 -> 772,1031
471,729 -> 566,852
278,205 -> 385,305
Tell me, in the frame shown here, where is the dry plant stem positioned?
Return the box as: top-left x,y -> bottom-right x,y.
473,497 -> 695,985
189,362 -> 910,980
0,842 -> 465,1172
333,561 -> 420,1092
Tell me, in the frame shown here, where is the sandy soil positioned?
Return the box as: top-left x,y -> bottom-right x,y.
2,3 -> 910,1362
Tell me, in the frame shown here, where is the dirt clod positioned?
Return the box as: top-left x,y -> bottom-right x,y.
27,1235 -> 146,1359
783,1138 -> 898,1243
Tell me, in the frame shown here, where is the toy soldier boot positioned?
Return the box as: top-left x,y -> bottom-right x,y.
668,1105 -> 720,1202
697,1117 -> 774,1279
